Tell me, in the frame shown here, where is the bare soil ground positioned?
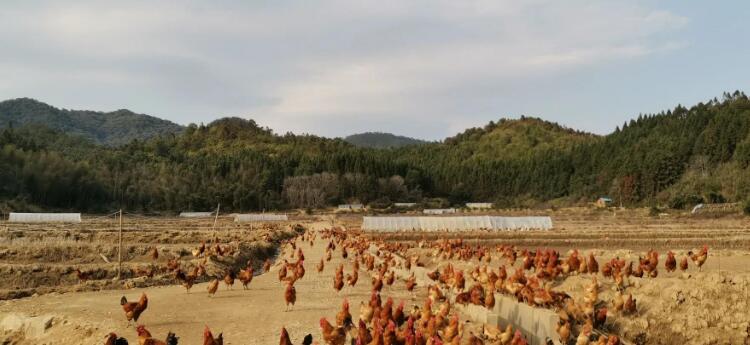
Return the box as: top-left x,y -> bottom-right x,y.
1,208 -> 749,345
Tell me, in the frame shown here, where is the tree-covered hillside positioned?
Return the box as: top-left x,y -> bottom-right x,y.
0,98 -> 184,146
344,132 -> 428,148
2,92 -> 750,212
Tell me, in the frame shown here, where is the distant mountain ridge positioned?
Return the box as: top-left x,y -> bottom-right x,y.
345,132 -> 428,148
0,98 -> 184,145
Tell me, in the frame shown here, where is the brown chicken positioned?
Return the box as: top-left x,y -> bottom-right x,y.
665,251 -> 677,273
280,327 -> 293,345
679,256 -> 689,271
74,268 -> 90,283
121,293 -> 148,325
624,294 -> 637,314
151,247 -> 159,261
207,278 -> 220,297
406,273 -> 417,292
264,259 -> 272,273
336,299 -> 353,329
346,270 -> 359,287
588,253 -> 599,274
135,325 -> 164,345
285,281 -> 297,311
223,271 -> 235,289
317,259 -> 325,273
319,317 -> 346,345
238,267 -> 254,289
203,326 -> 223,345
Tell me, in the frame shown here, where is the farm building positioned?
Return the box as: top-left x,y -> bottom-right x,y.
466,202 -> 493,209
394,203 -> 417,208
423,208 -> 457,215
362,216 -> 552,232
338,204 -> 364,211
8,213 -> 82,223
179,212 -> 214,218
234,214 -> 288,222
595,197 -> 613,208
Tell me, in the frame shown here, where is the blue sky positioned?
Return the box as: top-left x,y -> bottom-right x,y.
1,1 -> 748,140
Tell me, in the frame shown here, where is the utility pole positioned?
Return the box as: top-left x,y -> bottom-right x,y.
117,209 -> 123,280
213,203 -> 220,231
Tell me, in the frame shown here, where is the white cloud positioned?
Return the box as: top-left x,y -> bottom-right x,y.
0,0 -> 689,139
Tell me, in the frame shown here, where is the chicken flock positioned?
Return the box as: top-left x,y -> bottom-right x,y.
101,225 -> 710,345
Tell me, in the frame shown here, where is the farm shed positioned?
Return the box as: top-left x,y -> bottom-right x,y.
466,202 -> 493,209
423,208 -> 457,215
179,212 -> 214,218
362,216 -> 552,232
8,213 -> 82,223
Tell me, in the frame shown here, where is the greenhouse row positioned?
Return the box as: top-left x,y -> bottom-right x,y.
179,212 -> 214,218
8,213 -> 82,223
361,216 -> 552,231
234,214 -> 289,222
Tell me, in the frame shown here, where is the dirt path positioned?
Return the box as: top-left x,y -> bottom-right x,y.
0,221 -> 426,345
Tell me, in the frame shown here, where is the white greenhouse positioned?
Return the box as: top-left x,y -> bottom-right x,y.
466,202 -> 493,209
179,212 -> 214,218
423,208 -> 457,215
234,214 -> 289,222
8,213 -> 82,223
361,216 -> 552,232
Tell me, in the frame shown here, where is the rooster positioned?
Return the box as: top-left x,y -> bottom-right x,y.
203,326 -> 223,345
121,293 -> 148,326
689,245 -> 709,272
285,281 -> 297,311
105,333 -> 129,345
319,317 -> 346,345
174,269 -> 197,293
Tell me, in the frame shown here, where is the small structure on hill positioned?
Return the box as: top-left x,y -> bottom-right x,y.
9,213 -> 82,223
394,203 -> 417,208
595,197 -> 613,208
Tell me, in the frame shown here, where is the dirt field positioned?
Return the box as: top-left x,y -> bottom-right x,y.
1,208 -> 749,345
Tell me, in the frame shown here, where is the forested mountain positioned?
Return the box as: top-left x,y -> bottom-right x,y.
0,98 -> 184,146
2,91 -> 750,213
345,132 -> 427,148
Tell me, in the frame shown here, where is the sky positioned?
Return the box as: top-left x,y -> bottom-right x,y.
1,1 -> 748,141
